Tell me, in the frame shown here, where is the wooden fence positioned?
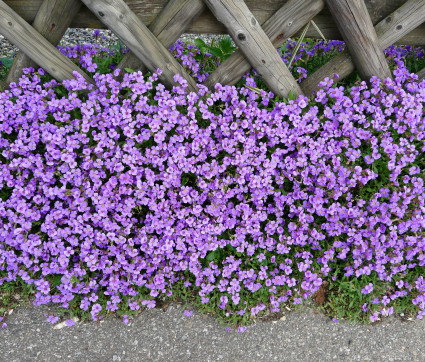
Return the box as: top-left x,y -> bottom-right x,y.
0,0 -> 425,98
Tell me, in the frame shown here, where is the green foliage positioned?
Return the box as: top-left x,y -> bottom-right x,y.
0,57 -> 14,69
195,35 -> 237,62
1,36 -> 425,330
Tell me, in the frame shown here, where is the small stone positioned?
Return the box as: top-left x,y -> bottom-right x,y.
280,316 -> 286,321
53,317 -> 79,330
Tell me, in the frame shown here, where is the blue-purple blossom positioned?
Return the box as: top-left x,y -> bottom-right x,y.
0,38 -> 424,332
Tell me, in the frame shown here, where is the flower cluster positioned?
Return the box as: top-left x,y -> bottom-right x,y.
0,39 -> 425,329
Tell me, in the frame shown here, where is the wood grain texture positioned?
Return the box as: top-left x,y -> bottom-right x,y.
301,0 -> 425,94
374,0 -> 425,48
204,0 -> 324,89
4,0 -> 424,44
326,0 -> 392,82
6,0 -> 82,85
418,67 -> 425,82
203,0 -> 302,98
0,0 -> 94,85
117,0 -> 205,77
80,0 -> 198,92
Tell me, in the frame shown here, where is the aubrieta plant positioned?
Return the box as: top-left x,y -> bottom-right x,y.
0,35 -> 424,331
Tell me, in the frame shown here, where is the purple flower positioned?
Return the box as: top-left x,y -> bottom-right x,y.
0,39 -> 424,330
123,315 -> 129,325
46,315 -> 59,324
361,283 -> 374,295
184,310 -> 193,317
65,319 -> 75,327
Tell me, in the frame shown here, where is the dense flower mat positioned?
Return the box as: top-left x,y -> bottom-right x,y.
0,38 -> 424,330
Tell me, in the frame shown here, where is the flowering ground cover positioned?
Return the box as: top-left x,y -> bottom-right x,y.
0,34 -> 425,331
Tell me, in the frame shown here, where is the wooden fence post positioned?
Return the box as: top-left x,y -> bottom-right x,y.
301,0 -> 425,94
6,0 -> 82,85
80,0 -> 198,93
117,0 -> 205,77
203,0 -> 302,98
418,68 -> 425,82
326,0 -> 392,82
0,0 -> 94,86
204,0 -> 324,89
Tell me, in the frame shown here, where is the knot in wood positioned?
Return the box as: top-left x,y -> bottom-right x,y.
396,24 -> 403,30
7,21 -> 12,27
385,16 -> 392,23
98,11 -> 105,17
251,17 -> 256,26
237,33 -> 246,41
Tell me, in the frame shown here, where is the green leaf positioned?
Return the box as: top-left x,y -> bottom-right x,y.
206,251 -> 217,261
199,46 -> 210,55
50,274 -> 63,288
124,67 -> 134,73
219,36 -> 234,54
287,90 -> 297,101
0,57 -> 14,68
194,38 -> 207,50
207,46 -> 224,59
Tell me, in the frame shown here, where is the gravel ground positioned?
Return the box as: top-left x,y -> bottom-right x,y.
1,299 -> 424,361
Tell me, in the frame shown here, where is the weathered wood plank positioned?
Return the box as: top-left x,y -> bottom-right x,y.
80,0 -> 198,92
5,0 -> 424,45
6,0 -> 82,85
301,0 -> 425,94
203,0 -> 302,98
117,0 -> 205,77
326,0 -> 392,82
418,67 -> 425,82
204,0 -> 324,89
0,0 -> 94,85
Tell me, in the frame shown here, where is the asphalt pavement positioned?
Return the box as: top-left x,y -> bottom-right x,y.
1,298 -> 424,361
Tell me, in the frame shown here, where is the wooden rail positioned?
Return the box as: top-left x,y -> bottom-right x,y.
3,0 -> 425,44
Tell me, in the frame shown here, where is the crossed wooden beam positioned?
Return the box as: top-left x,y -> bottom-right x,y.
0,0 -> 424,97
